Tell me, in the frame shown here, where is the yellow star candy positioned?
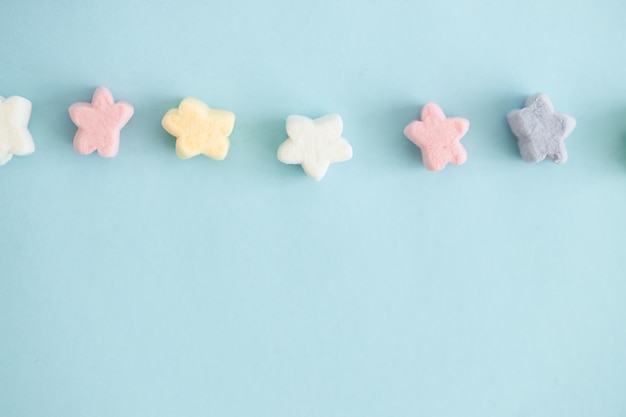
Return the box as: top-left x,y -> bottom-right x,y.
162,98 -> 235,160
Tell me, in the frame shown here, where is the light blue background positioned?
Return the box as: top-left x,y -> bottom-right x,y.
1,1 -> 626,416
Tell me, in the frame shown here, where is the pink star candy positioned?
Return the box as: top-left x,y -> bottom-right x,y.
403,103 -> 469,171
69,87 -> 134,157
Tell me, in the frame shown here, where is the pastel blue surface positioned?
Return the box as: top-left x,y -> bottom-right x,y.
1,1 -> 626,416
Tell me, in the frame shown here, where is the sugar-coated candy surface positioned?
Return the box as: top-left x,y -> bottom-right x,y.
0,95 -> 35,166
162,98 -> 235,160
403,103 -> 469,172
277,114 -> 353,181
507,93 -> 576,164
69,87 -> 134,158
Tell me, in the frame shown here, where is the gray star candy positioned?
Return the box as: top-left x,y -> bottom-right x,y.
507,93 -> 576,164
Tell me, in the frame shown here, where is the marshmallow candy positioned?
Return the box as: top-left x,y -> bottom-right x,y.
162,98 -> 235,160
403,103 -> 469,171
0,95 -> 35,166
277,114 -> 353,181
69,87 -> 134,157
507,93 -> 576,164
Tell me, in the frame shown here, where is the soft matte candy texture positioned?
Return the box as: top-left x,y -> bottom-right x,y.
507,93 -> 576,164
403,103 -> 469,171
0,95 -> 35,166
277,114 -> 353,181
162,98 -> 235,160
69,87 -> 134,157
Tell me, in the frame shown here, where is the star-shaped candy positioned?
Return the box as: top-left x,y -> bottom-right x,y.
69,87 -> 134,157
162,98 -> 235,160
507,93 -> 576,164
277,114 -> 353,181
0,95 -> 35,166
403,103 -> 470,171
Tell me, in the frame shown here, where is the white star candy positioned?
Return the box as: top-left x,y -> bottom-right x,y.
277,114 -> 353,181
0,95 -> 35,166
